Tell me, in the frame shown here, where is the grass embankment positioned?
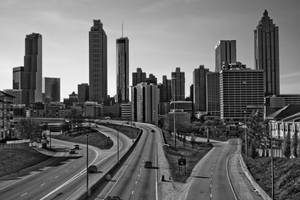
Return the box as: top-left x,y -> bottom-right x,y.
54,128 -> 113,149
163,130 -> 212,182
0,146 -> 50,177
244,156 -> 300,200
98,123 -> 140,139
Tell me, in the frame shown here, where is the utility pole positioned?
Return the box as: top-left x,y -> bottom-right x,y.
269,123 -> 274,200
244,110 -> 247,157
173,101 -> 176,149
86,123 -> 89,198
117,129 -> 120,164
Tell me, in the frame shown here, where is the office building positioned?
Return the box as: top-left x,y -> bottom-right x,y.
220,62 -> 264,121
170,101 -> 193,113
159,75 -> 172,103
116,37 -> 129,103
89,19 -> 107,103
23,33 -> 43,105
193,65 -> 209,112
132,68 -> 146,86
146,74 -> 157,85
215,40 -> 236,72
3,89 -> 23,105
78,83 -> 89,103
171,67 -> 185,101
13,66 -> 25,90
206,72 -> 220,118
44,77 -> 60,102
121,103 -> 132,121
254,10 -> 279,96
131,82 -> 159,125
0,91 -> 14,141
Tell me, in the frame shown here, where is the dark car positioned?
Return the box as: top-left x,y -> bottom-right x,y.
74,144 -> 80,150
87,165 -> 98,173
144,161 -> 152,168
69,149 -> 76,154
151,129 -> 155,133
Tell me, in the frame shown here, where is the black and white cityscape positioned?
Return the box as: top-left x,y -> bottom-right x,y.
0,1 -> 300,200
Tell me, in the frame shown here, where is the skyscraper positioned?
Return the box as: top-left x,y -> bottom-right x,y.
116,37 -> 129,103
206,72 -> 220,117
89,19 -> 107,103
193,65 -> 209,112
215,40 -> 236,72
132,68 -> 146,86
254,10 -> 279,96
146,74 -> 157,85
159,75 -> 172,103
23,33 -> 42,105
44,77 -> 60,102
171,67 -> 185,101
78,83 -> 89,103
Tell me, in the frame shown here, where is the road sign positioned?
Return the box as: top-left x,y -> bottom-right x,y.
178,158 -> 186,166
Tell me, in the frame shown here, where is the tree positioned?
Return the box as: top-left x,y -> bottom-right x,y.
283,131 -> 291,158
15,119 -> 41,142
292,131 -> 298,158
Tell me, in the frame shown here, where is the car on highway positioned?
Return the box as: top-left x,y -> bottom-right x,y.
69,149 -> 76,154
87,165 -> 98,173
74,144 -> 80,150
151,129 -> 155,133
144,161 -> 152,168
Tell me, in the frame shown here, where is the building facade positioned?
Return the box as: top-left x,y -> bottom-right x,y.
254,10 -> 279,96
78,83 -> 89,103
13,66 -> 25,90
193,65 -> 209,112
132,68 -> 146,86
215,40 -> 236,72
120,103 -> 132,121
89,20 -> 107,103
171,67 -> 185,101
131,83 -> 159,125
206,72 -> 220,117
220,62 -> 264,121
44,77 -> 60,102
0,91 -> 14,141
116,37 -> 129,103
23,33 -> 43,105
3,89 -> 23,105
146,74 -> 157,85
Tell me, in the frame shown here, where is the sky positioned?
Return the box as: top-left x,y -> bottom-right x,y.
0,0 -> 300,100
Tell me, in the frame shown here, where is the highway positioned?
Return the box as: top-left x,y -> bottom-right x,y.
0,124 -> 131,200
94,122 -> 160,200
184,139 -> 239,200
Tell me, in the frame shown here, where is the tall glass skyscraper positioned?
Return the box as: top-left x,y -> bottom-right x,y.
23,33 -> 42,105
215,40 -> 236,72
254,10 -> 279,96
89,19 -> 107,103
116,37 -> 129,103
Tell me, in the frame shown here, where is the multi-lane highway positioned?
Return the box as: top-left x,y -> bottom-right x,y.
0,124 -> 131,200
94,122 -> 160,200
183,139 -> 240,200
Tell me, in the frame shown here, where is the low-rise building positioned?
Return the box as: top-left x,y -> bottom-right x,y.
0,91 -> 15,141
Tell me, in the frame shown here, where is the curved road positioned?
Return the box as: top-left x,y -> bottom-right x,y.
0,124 -> 131,200
94,121 -> 160,200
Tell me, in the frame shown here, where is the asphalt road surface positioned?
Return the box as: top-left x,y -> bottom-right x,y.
94,122 -> 160,200
184,139 -> 239,200
0,124 -> 131,200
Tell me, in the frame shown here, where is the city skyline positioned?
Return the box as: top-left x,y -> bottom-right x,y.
0,0 -> 300,99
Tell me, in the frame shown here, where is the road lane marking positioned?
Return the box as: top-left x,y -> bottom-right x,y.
40,183 -> 45,187
20,192 -> 28,197
40,145 -> 100,200
54,175 -> 59,179
226,155 -> 239,200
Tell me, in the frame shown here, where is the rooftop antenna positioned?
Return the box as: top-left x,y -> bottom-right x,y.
121,23 -> 124,37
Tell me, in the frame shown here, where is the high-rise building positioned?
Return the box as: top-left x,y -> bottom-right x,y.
215,40 -> 236,72
193,65 -> 209,112
23,33 -> 42,105
3,89 -> 23,105
132,68 -> 146,86
0,91 -> 14,141
89,20 -> 107,103
78,83 -> 89,103
220,62 -> 264,121
116,37 -> 129,103
254,10 -> 280,96
206,72 -> 220,117
131,82 -> 159,125
146,74 -> 157,85
12,66 -> 25,90
171,67 -> 185,101
44,77 -> 60,102
159,75 -> 172,103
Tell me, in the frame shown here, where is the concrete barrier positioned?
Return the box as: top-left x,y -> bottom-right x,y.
77,127 -> 143,200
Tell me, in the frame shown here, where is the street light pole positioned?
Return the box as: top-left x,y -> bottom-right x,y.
117,129 -> 119,164
269,122 -> 274,200
86,123 -> 89,198
244,110 -> 247,157
173,100 -> 176,149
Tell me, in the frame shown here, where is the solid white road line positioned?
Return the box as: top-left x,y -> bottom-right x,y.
226,155 -> 239,200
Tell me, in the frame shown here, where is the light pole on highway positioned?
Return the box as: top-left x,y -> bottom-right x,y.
173,100 -> 177,149
117,128 -> 120,164
244,110 -> 248,157
86,122 -> 90,198
269,122 -> 275,200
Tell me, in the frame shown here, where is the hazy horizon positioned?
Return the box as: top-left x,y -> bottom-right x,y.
0,0 -> 299,99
